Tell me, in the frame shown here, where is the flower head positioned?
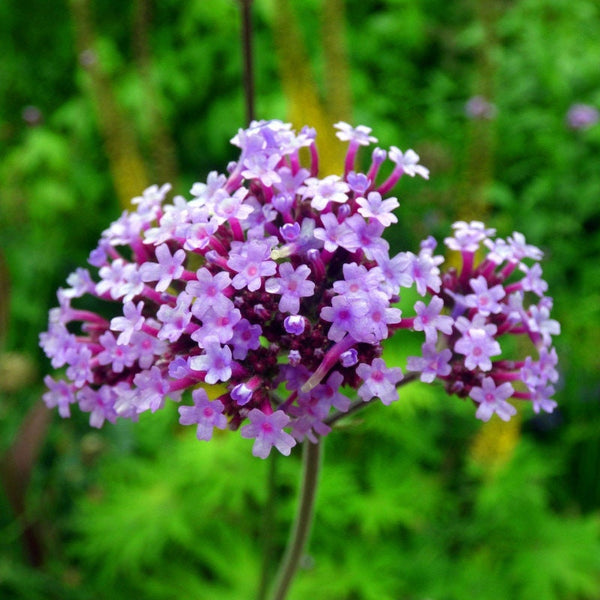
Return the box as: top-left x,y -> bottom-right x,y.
566,103 -> 599,130
465,96 -> 497,120
40,120 -> 559,455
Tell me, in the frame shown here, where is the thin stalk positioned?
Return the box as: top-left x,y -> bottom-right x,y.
257,453 -> 279,600
268,439 -> 323,600
239,0 -> 255,124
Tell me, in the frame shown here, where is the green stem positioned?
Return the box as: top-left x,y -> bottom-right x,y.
257,452 -> 279,600
239,0 -> 255,124
268,439 -> 323,600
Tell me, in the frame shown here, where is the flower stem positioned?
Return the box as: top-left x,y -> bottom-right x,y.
268,439 -> 323,600
257,452 -> 279,600
239,0 -> 255,124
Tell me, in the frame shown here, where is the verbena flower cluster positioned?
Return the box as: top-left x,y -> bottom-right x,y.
40,120 -> 560,458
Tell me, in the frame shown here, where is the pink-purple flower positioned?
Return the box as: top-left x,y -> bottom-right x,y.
178,388 -> 227,441
469,377 -> 516,422
240,409 -> 296,458
566,103 -> 599,130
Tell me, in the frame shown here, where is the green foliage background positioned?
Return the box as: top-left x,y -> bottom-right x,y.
1,1 -> 600,599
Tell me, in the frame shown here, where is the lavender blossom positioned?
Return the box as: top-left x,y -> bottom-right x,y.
465,96 -> 497,120
40,120 -> 560,454
566,103 -> 599,130
178,388 -> 227,441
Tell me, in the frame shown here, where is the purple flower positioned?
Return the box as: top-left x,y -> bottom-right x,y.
566,103 -> 599,130
507,231 -> 543,261
320,293 -> 370,342
190,342 -> 233,384
299,175 -> 350,211
357,358 -> 403,405
43,376 -> 76,418
528,383 -> 558,415
130,331 -> 167,370
65,346 -> 94,387
340,214 -> 389,259
346,171 -> 371,194
97,259 -> 129,299
518,263 -> 548,297
64,268 -> 95,298
465,96 -> 497,120
355,191 -> 399,227
363,292 -> 402,342
412,296 -> 454,343
212,188 -> 254,223
265,263 -> 315,314
140,243 -> 186,292
464,275 -> 505,316
77,385 -> 118,428
178,388 -> 227,440
191,306 -> 242,345
157,293 -> 192,342
527,302 -> 561,347
227,239 -> 277,291
240,409 -> 297,458
280,221 -> 301,242
388,147 -> 429,179
97,331 -> 137,373
284,315 -> 306,335
186,268 -> 233,318
39,323 -> 77,369
231,381 -> 255,405
403,250 -> 443,296
333,262 -> 382,296
469,377 -> 516,422
132,366 -> 171,413
229,319 -> 262,360
313,213 -> 350,253
340,348 -> 358,367
373,252 -> 414,296
444,221 -> 494,253
407,344 -> 452,383
288,350 -> 302,366
334,122 -> 377,146
314,371 -> 351,412
274,167 -> 310,197
454,316 -> 501,371
110,300 -> 145,345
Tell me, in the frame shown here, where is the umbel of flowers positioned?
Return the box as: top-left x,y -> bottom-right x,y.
40,121 -> 560,458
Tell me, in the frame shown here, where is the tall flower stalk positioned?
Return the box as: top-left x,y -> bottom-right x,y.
269,438 -> 322,600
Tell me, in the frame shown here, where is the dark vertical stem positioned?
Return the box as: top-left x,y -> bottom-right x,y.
239,0 -> 255,124
268,439 -> 323,600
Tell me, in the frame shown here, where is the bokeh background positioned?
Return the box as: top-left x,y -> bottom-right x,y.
1,1 -> 600,598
